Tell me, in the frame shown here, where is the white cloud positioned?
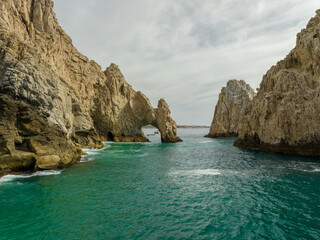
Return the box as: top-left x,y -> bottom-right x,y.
54,0 -> 319,125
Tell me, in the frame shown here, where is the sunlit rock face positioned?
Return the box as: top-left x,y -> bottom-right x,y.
206,80 -> 255,138
154,99 -> 182,143
95,64 -> 182,144
235,10 -> 320,156
0,0 -> 181,174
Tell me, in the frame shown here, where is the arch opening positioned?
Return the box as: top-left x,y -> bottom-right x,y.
141,125 -> 161,143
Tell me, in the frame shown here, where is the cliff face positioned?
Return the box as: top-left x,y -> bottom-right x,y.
206,80 -> 255,138
0,0 -> 181,174
235,10 -> 320,156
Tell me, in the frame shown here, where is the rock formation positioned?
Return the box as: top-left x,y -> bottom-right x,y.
154,99 -> 182,143
206,80 -> 255,138
234,10 -> 320,156
0,0 -> 181,175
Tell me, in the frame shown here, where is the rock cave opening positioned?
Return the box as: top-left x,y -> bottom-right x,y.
107,132 -> 114,141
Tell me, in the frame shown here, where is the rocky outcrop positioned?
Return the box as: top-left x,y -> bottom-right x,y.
206,80 -> 255,138
154,99 -> 182,143
0,0 -> 181,175
94,64 -> 182,143
234,10 -> 320,156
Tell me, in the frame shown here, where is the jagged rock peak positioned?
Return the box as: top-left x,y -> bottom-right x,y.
0,0 -> 182,175
154,99 -> 182,143
206,80 -> 255,138
234,10 -> 320,156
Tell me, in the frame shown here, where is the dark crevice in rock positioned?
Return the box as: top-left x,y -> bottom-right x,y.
107,132 -> 114,141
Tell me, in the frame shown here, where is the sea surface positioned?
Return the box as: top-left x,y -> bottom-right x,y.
0,128 -> 319,240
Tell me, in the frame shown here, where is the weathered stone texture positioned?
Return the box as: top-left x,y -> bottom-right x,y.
234,10 -> 320,156
206,80 -> 255,138
0,0 -> 181,174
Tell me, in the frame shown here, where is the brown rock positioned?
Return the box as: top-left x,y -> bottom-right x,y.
0,0 -> 182,174
234,10 -> 320,156
154,99 -> 182,143
206,80 -> 255,138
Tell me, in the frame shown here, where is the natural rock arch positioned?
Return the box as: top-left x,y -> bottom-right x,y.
91,64 -> 182,143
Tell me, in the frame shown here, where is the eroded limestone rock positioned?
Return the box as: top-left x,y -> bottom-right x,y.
234,10 -> 320,156
0,0 -> 181,174
154,99 -> 182,143
206,80 -> 255,138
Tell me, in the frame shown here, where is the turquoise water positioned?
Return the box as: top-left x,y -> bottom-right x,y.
0,128 -> 319,240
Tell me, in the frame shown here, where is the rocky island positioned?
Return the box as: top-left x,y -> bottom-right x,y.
0,0 -> 181,175
205,80 -> 255,138
234,10 -> 320,156
208,10 -> 320,156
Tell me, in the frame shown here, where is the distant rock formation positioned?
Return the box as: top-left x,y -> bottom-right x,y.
234,10 -> 320,156
206,80 -> 255,138
0,0 -> 181,174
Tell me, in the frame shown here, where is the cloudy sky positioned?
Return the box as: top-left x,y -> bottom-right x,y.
54,0 -> 319,125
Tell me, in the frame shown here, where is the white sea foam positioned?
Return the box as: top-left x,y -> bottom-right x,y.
80,157 -> 95,163
287,161 -> 320,173
301,168 -> 320,173
83,151 -> 98,155
137,153 -> 149,157
170,169 -> 221,176
82,145 -> 111,154
198,140 -> 212,144
0,170 -> 63,183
